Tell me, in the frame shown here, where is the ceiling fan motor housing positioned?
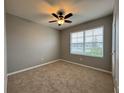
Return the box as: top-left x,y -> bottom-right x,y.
59,15 -> 63,19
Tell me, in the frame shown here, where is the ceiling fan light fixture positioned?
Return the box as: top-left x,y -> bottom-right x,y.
57,19 -> 64,25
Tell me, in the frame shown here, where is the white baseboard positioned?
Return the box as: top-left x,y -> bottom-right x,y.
60,59 -> 112,74
7,59 -> 60,76
113,79 -> 119,93
7,59 -> 112,76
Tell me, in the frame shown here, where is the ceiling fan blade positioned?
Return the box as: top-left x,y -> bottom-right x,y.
65,20 -> 72,23
64,13 -> 73,19
49,20 -> 57,23
52,13 -> 59,19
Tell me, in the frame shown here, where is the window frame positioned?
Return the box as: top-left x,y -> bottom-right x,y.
70,26 -> 104,58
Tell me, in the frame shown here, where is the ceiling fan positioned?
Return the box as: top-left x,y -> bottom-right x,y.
49,9 -> 73,26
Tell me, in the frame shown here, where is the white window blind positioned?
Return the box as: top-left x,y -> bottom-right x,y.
70,27 -> 104,57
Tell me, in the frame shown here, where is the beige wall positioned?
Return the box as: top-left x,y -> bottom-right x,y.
6,14 -> 60,73
61,15 -> 113,71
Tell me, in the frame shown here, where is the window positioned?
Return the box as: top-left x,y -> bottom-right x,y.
70,32 -> 84,55
70,27 -> 104,57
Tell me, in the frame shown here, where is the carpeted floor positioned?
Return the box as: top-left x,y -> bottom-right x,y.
7,60 -> 114,93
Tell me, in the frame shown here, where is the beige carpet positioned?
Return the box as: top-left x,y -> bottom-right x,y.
7,60 -> 114,93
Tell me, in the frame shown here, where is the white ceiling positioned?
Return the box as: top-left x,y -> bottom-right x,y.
5,0 -> 114,30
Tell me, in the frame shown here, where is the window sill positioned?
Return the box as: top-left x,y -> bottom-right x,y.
70,53 -> 104,59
